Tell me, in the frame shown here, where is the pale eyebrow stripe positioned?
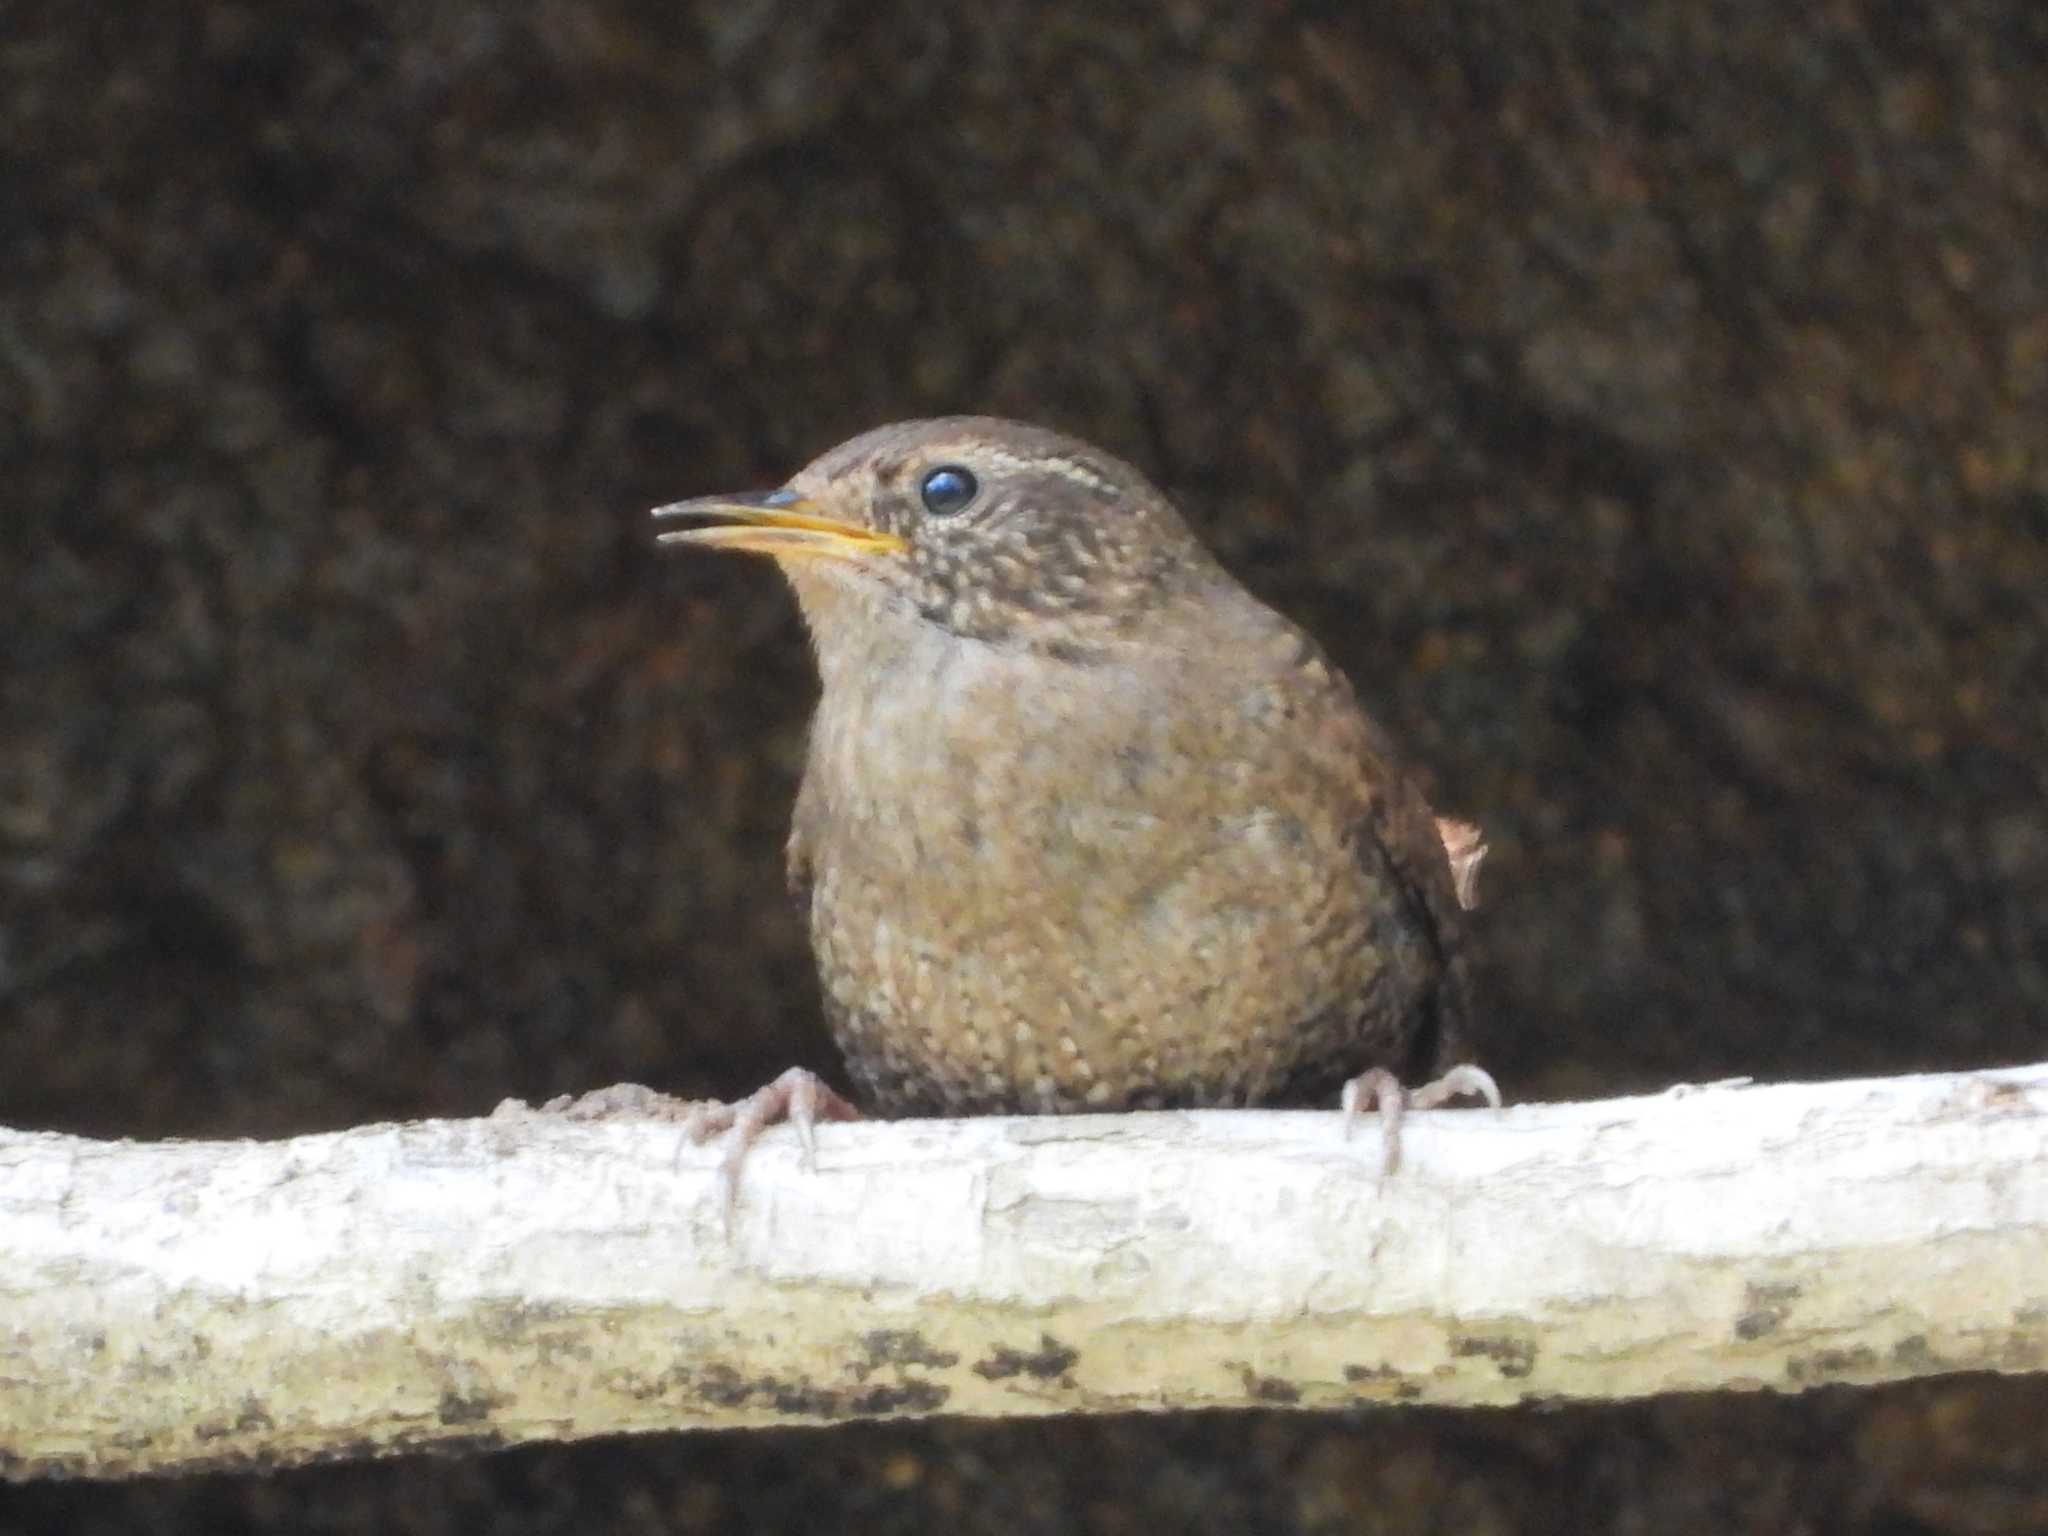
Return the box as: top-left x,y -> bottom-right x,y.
952,446 -> 1120,497
1049,460 -> 1119,494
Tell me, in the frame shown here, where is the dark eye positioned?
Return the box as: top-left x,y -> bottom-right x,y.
919,465 -> 979,517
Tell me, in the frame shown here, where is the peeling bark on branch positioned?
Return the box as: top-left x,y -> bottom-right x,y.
4,1065 -> 2046,1479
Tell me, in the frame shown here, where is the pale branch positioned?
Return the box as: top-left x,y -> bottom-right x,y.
4,1063 -> 2046,1479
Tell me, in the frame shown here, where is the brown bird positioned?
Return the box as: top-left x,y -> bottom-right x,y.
531,418 -> 1494,1201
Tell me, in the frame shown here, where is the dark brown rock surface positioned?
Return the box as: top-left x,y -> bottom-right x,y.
4,0 -> 2045,1531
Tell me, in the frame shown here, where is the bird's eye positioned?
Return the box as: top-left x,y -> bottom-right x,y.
919,465 -> 979,517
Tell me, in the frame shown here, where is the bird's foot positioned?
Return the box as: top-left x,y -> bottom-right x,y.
1339,1063 -> 1502,1175
497,1068 -> 863,1225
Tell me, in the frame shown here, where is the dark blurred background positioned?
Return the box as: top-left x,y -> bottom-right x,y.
5,1 -> 2046,1531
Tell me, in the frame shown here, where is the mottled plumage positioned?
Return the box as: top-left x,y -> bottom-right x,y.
658,418 -> 1490,1128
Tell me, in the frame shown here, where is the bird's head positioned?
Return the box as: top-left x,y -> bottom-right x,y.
654,417 -> 1214,653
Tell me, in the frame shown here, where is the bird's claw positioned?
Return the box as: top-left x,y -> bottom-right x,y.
502,1068 -> 862,1229
1340,1063 -> 1501,1174
702,1066 -> 862,1219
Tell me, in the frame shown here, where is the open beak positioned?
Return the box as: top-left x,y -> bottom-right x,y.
651,489 -> 907,560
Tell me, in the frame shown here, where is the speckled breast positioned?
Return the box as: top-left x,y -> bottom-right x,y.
800,798 -> 1443,1117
